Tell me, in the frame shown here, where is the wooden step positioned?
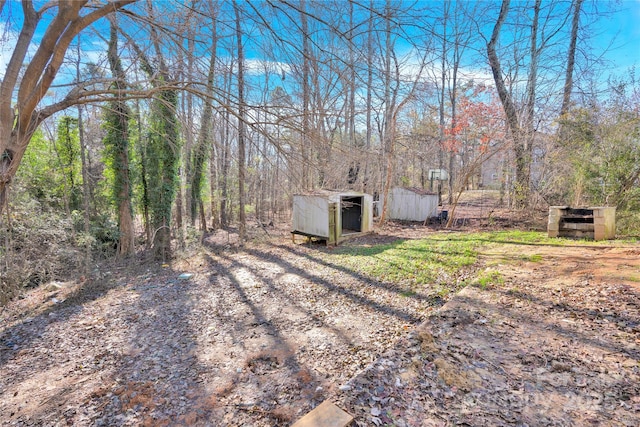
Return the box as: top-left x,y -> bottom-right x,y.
291,400 -> 353,427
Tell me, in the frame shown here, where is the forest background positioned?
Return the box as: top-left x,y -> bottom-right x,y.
0,0 -> 639,303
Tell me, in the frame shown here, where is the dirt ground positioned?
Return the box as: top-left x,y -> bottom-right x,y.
1,193 -> 639,426
338,243 -> 640,426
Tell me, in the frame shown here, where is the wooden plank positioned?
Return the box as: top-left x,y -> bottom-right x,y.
329,203 -> 337,245
562,214 -> 593,220
291,400 -> 353,427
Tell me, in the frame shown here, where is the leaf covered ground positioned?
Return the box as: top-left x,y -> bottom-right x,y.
1,205 -> 639,426
338,242 -> 640,426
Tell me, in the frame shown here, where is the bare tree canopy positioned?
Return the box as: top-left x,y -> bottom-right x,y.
0,0 -> 635,233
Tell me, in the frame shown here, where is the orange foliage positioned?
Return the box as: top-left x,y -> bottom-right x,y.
441,87 -> 507,158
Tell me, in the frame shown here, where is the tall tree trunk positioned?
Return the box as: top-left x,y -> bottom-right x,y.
301,0 -> 311,191
76,42 -> 91,272
379,0 -> 394,224
313,54 -> 329,188
347,0 -> 356,155
560,0 -> 583,121
447,0 -> 464,206
148,87 -> 180,261
209,141 -> 219,229
136,101 -> 151,245
175,171 -> 184,248
219,84 -> 231,228
439,2 -> 449,203
183,24 -> 196,227
448,73 -> 458,205
363,0 -> 374,193
521,0 -> 541,204
77,105 -> 91,270
234,0 -> 247,243
487,0 -> 529,208
336,0 -> 358,188
106,19 -> 135,257
191,12 -> 218,228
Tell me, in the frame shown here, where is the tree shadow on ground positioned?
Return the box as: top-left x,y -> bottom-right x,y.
246,245 -> 423,324
1,259 -> 214,424
272,240 -> 466,307
195,251 -> 340,423
0,266 -> 129,370
89,262 -> 218,425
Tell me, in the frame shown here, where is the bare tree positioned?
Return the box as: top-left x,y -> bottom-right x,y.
75,41 -> 92,271
487,0 -> 577,208
363,0 -> 376,193
560,0 -> 583,120
377,1 -> 427,223
190,3 -> 219,231
487,0 -> 534,208
437,1 -> 449,203
300,0 -> 312,191
234,0 -> 247,242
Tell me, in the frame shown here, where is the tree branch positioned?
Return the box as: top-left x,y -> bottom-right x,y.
19,0 -> 137,134
0,1 -> 38,123
487,0 -> 519,134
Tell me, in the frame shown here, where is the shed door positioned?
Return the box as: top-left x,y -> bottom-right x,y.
328,203 -> 338,244
341,196 -> 363,232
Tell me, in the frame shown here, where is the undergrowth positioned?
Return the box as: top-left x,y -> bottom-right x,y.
1,188 -> 120,306
1,198 -> 84,305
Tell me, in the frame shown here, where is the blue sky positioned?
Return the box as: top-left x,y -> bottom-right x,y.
1,1 -> 638,95
594,0 -> 640,72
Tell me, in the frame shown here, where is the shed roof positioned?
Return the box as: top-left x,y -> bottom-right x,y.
394,187 -> 437,196
294,189 -> 368,198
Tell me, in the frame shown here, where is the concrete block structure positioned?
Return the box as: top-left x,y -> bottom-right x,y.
548,206 -> 615,240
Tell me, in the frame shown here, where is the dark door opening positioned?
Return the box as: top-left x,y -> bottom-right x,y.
341,196 -> 362,234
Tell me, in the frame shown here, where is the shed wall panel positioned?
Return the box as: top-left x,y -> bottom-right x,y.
292,195 -> 330,238
388,188 -> 438,221
362,193 -> 373,232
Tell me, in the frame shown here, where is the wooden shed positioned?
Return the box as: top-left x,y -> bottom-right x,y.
292,190 -> 373,245
386,187 -> 439,222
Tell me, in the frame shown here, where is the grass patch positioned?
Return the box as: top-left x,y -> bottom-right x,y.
474,270 -> 505,289
324,231 -> 551,290
471,230 -> 566,246
328,235 -> 479,289
319,230 -> 628,297
400,289 -> 418,298
519,253 -> 543,262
